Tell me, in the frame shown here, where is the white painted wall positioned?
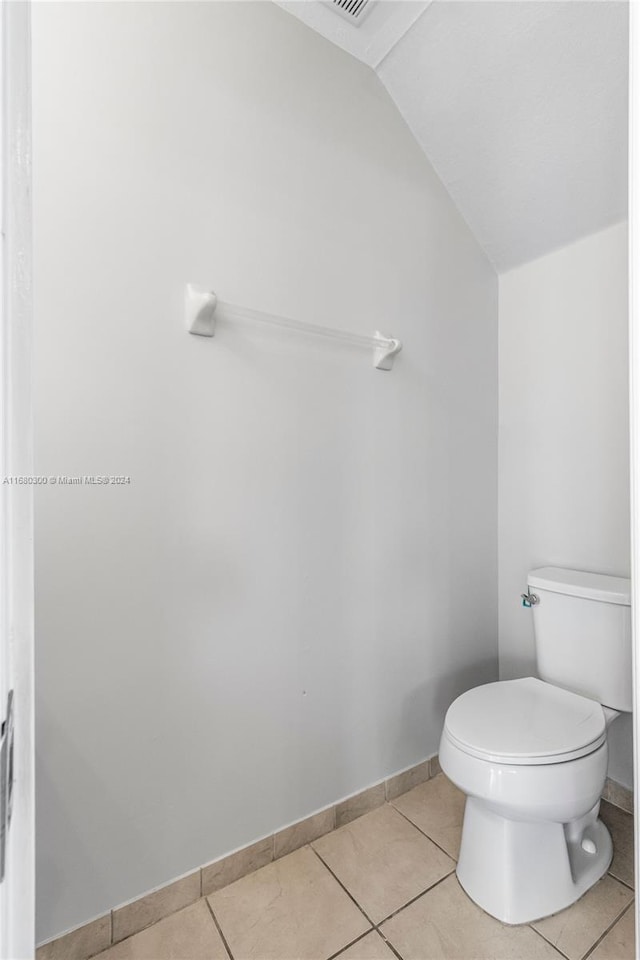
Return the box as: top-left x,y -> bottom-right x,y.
499,221 -> 631,787
32,1 -> 498,942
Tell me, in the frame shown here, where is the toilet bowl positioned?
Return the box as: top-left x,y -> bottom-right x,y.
439,677 -> 612,924
437,566 -> 631,924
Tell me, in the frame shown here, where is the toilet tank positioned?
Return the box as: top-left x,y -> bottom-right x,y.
528,567 -> 632,712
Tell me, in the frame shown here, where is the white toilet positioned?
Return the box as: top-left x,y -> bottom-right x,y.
439,566 -> 631,925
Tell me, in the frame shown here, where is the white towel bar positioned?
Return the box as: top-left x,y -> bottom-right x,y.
185,284 -> 402,371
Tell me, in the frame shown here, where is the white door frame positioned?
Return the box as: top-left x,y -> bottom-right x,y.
630,0 -> 640,949
0,0 -> 34,957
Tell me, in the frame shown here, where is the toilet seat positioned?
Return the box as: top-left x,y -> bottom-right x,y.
444,677 -> 606,765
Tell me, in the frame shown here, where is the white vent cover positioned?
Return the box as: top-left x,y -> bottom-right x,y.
328,0 -> 373,26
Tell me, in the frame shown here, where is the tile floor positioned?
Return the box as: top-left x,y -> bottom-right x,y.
94,776 -> 635,960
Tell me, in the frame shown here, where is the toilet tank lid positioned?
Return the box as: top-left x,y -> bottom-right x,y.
528,567 -> 630,606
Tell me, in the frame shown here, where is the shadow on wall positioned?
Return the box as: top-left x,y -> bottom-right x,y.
608,714 -> 633,788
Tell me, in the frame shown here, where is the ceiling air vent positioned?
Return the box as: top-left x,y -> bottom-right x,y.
328,0 -> 374,26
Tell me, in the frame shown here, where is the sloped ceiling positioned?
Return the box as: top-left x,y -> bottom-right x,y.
277,1 -> 629,272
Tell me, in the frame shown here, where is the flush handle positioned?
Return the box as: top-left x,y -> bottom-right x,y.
521,591 -> 540,608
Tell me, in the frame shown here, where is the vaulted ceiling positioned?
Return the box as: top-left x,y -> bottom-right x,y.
276,1 -> 629,272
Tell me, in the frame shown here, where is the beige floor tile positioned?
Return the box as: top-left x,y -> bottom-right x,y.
590,904 -> 636,960
312,804 -> 455,924
391,773 -> 466,860
336,931 -> 397,960
532,875 -> 632,960
380,874 -> 563,960
208,845 -> 370,960
600,801 -> 635,888
93,901 -> 227,960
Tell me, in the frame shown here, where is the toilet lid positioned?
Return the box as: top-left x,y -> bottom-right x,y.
444,677 -> 606,765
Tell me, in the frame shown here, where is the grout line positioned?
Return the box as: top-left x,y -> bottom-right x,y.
204,897 -> 236,960
373,869 -> 457,928
109,911 -> 113,947
326,930 -> 373,960
309,845 -> 375,927
609,870 -> 635,892
389,801 -> 459,864
582,900 -> 636,960
312,838 -> 456,938
529,877 -> 636,960
376,928 -> 406,960
383,759 -> 435,804
527,923 -> 572,960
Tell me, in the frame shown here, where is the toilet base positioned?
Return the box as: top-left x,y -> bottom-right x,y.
456,797 -> 613,924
